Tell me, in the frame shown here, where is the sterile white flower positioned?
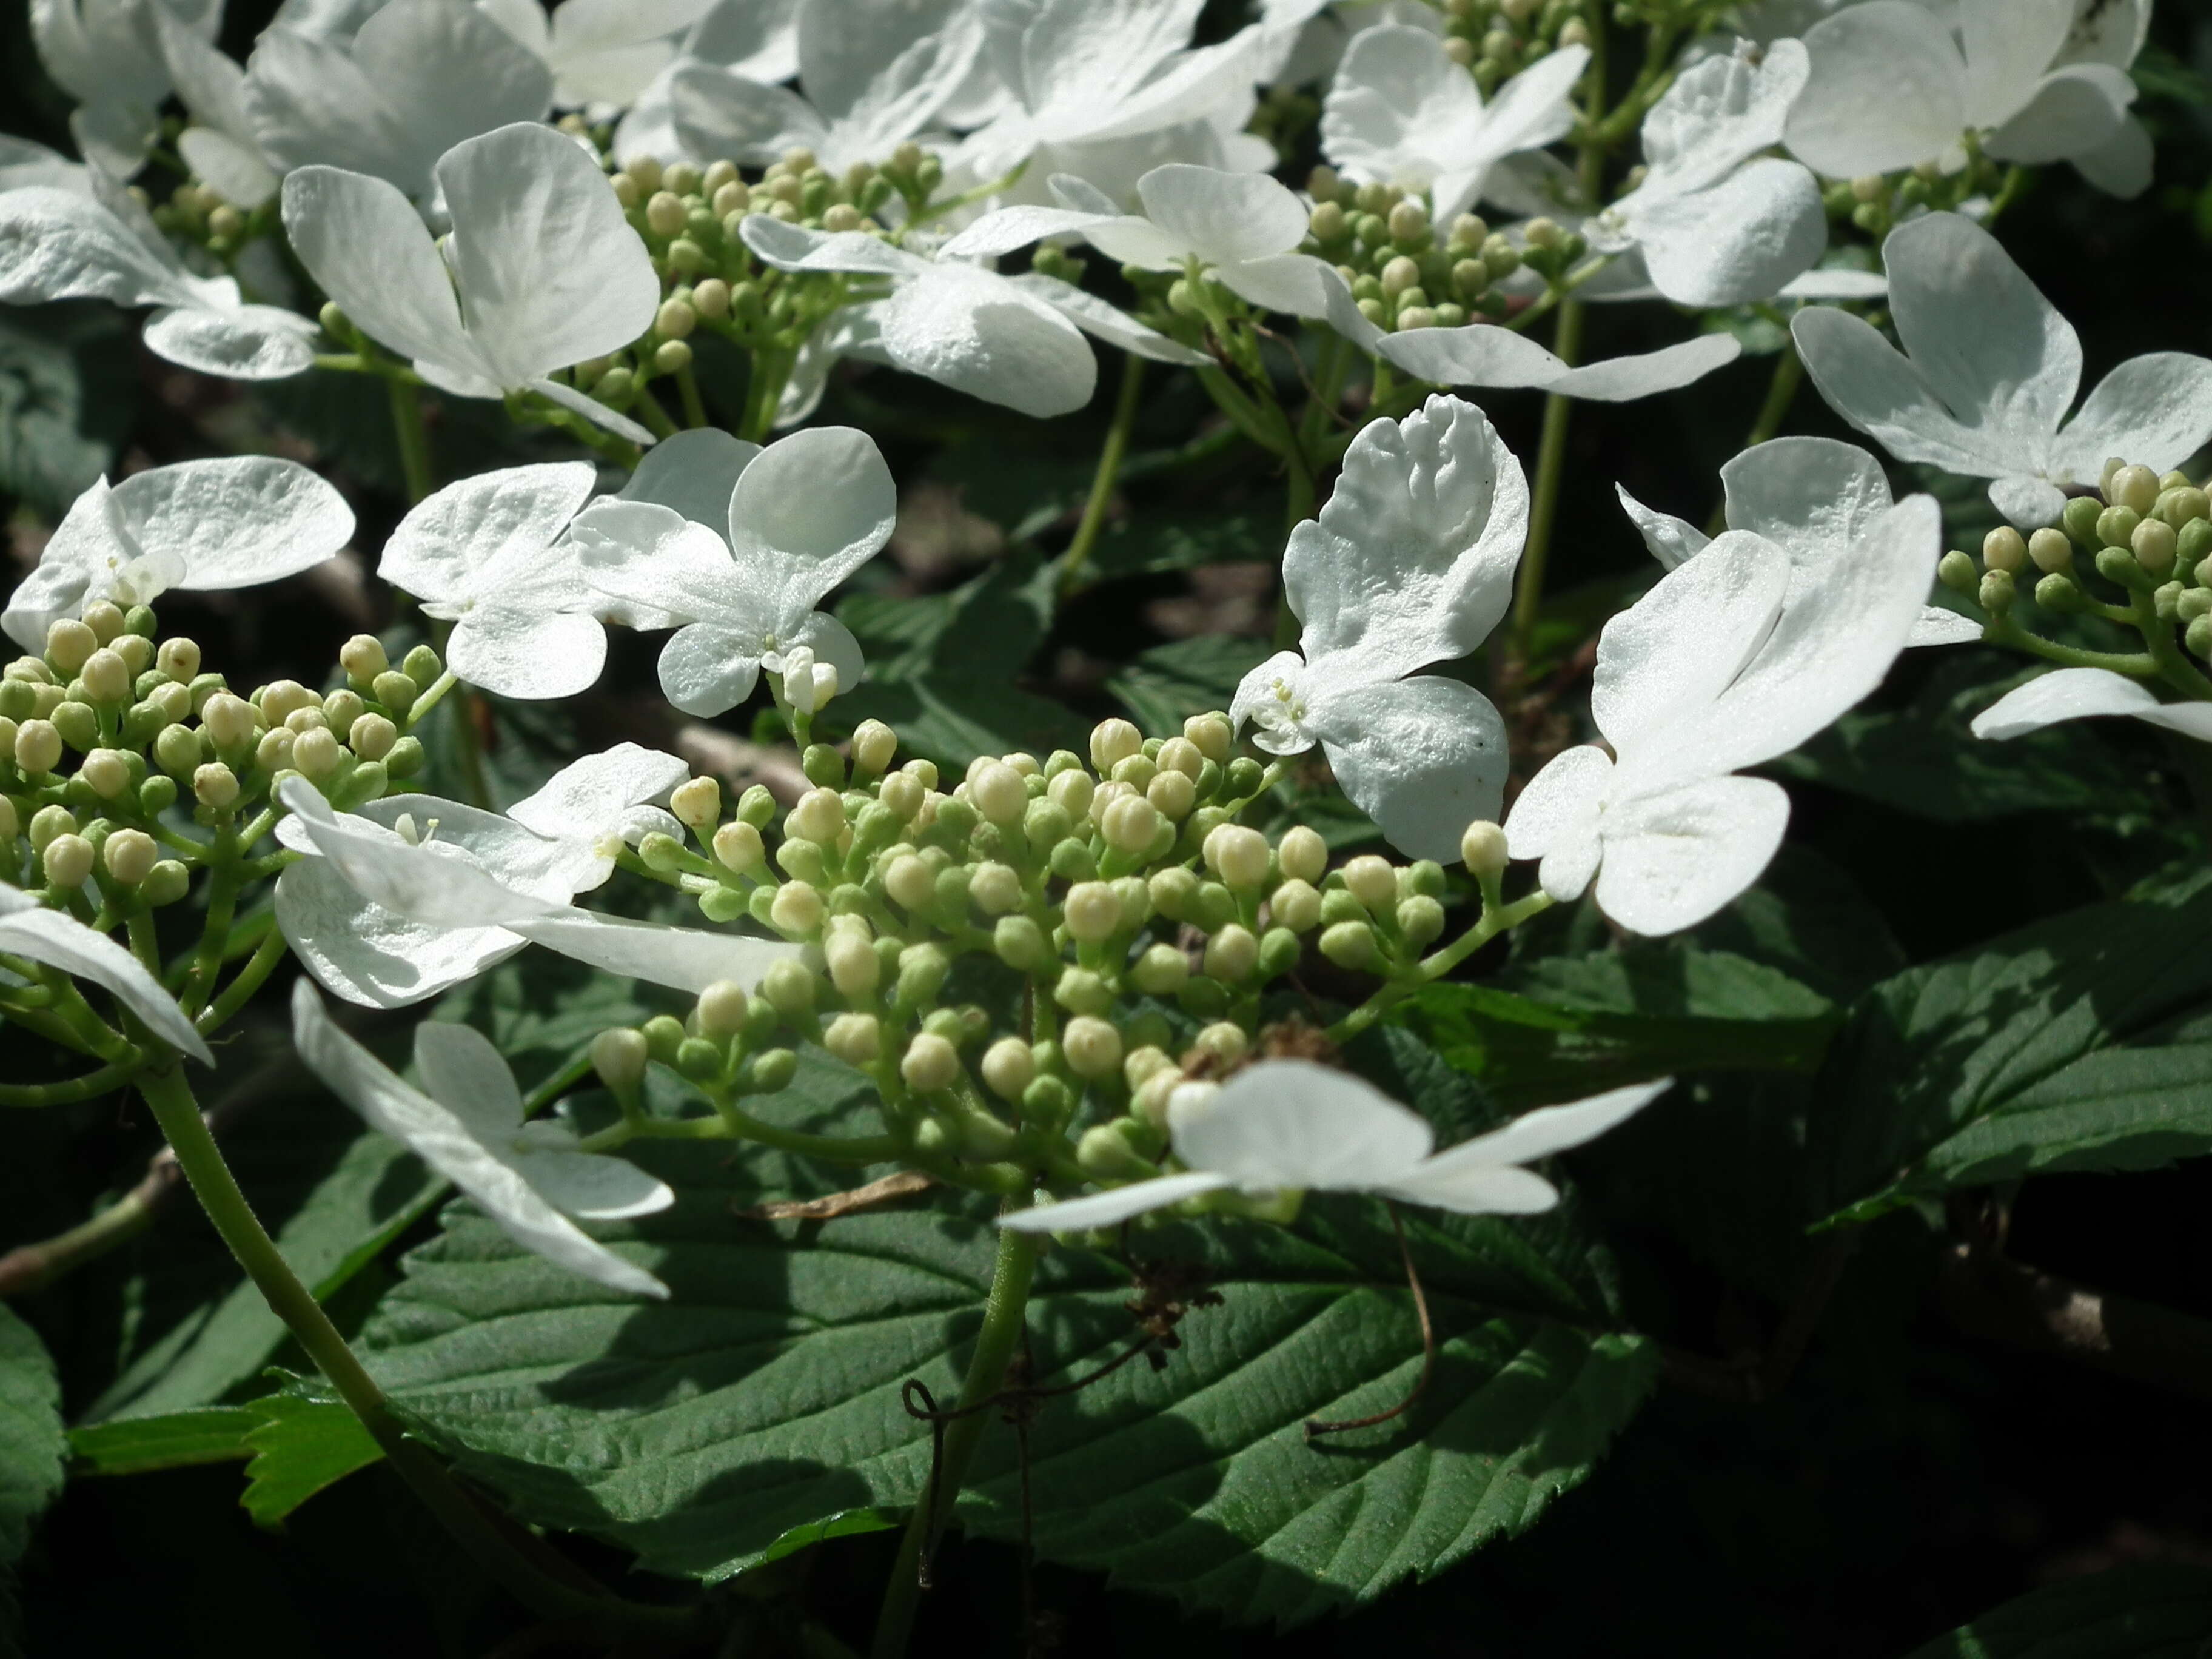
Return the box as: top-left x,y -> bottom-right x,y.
0,886 -> 214,1067
738,213 -> 1204,421
282,122 -> 662,444
573,424 -> 891,717
1784,0 -> 2148,196
999,1060 -> 1669,1233
1792,212 -> 2212,530
379,461 -> 635,700
0,136 -> 90,194
1321,25 -> 1589,223
1615,435 -> 1980,648
241,0 -> 552,203
0,177 -> 321,381
1505,473 -> 1939,934
1230,394 -> 1523,863
2,457 -> 353,651
669,0 -> 981,176
614,0 -> 804,167
152,11 -> 283,208
30,0 -> 218,178
275,773 -> 797,1007
480,0 -> 716,111
1969,666 -> 2212,745
292,982 -> 672,1298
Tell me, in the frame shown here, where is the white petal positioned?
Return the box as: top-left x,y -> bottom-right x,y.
1638,41 -> 1806,195
1321,24 -> 1480,190
449,607 -> 608,700
1985,62 -> 2130,166
291,983 -> 667,1298
508,909 -> 799,993
241,27 -> 418,189
106,455 -> 354,591
277,776 -> 560,928
141,303 -> 318,380
1378,324 -> 1570,390
1310,673 -> 1509,863
685,0 -> 802,82
437,122 -> 661,387
1503,743 -> 1609,865
1544,333 -> 1743,401
1632,159 -> 1826,307
510,1148 -> 675,1221
669,62 -> 827,164
655,623 -> 764,716
1718,435 -> 1892,555
739,212 -> 926,278
274,857 -> 526,1008
1136,163 -> 1305,265
1775,267 -> 1889,301
380,461 -> 595,604
508,742 -> 691,847
799,0 -> 982,153
1962,0 -> 2074,127
1909,606 -> 1984,648
1785,3 -> 1968,179
1988,475 -> 2068,530
573,501 -> 743,623
523,376 -> 660,447
1591,531 -> 1787,759
2054,354 -> 2212,487
349,0 -> 554,190
1592,774 -> 1792,936
0,900 -> 213,1065
0,186 -> 190,310
2071,113 -> 2153,200
940,203 -> 1116,260
620,427 -> 760,528
281,162 -> 486,381
1970,666 -> 2212,743
726,425 -> 896,618
1005,272 -> 1210,366
1172,1061 -> 1434,1191
178,127 -> 280,210
871,264 -> 1096,417
1790,305 -> 2021,480
996,1171 -> 1234,1233
1615,484 -> 1708,570
1445,1079 -> 1674,1170
1376,1164 -> 1560,1214
412,1019 -> 524,1141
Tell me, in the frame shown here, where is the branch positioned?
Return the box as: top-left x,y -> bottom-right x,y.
1935,1242 -> 2212,1404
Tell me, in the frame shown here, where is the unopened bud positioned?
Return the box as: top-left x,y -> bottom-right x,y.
1089,718 -> 1141,773
1204,924 -> 1259,984
822,1013 -> 881,1065
42,833 -> 94,887
592,1027 -> 649,1092
979,1036 -> 1034,1101
2027,528 -> 2073,575
712,820 -> 765,874
1398,894 -> 1446,948
671,776 -> 720,831
102,827 -> 156,885
760,958 -> 818,1021
2133,518 -> 2179,576
900,1032 -> 961,1093
1319,920 -> 1380,970
1461,819 -> 1509,878
1045,767 -> 1094,819
969,760 -> 1027,825
14,719 -> 61,774
1130,942 -> 1191,996
201,692 -> 255,749
770,880 -> 825,936
44,619 -> 95,675
850,719 -> 897,778
1063,881 -> 1121,942
1202,825 -> 1269,889
79,748 -> 130,799
1101,793 -> 1161,854
1341,854 -> 1397,913
141,859 -> 189,906
79,649 -> 129,703
826,928 -> 880,997
292,726 -> 341,778
2063,495 -> 2104,549
969,862 -> 1022,914
1270,877 -> 1322,933
993,914 -> 1051,971
2110,464 -> 2161,514
2097,505 -> 2142,549
1062,1016 -> 1122,1081
193,762 -> 238,808
347,713 -> 397,762
1982,526 -> 2026,572
339,635 -> 387,682
883,853 -> 935,912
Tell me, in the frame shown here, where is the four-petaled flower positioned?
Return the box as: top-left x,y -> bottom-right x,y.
482,0 -> 716,113
30,0 -> 215,177
0,887 -> 213,1068
1971,666 -> 2212,748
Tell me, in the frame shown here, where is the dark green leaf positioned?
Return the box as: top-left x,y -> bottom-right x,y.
0,1309 -> 62,1570
0,303 -> 135,516
1812,871 -> 2212,1225
1106,634 -> 1271,736
1901,1562 -> 2212,1658
1082,506 -> 1278,583
67,1407 -> 255,1476
239,1379 -> 384,1527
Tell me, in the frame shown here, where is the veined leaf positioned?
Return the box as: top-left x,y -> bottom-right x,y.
1902,1563 -> 2212,1658
0,1309 -> 63,1569
67,1408 -> 255,1476
239,1379 -> 384,1527
1107,635 -> 1271,737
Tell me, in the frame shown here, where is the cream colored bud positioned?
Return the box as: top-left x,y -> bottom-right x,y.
900,1031 -> 961,1093
1204,825 -> 1269,889
646,189 -> 686,235
970,861 -> 1022,914
1982,526 -> 2027,573
879,771 -> 923,821
2028,528 -> 2074,574
157,636 -> 202,682
1109,752 -> 1157,792
201,692 -> 255,749
42,833 -> 94,887
45,620 -> 96,674
977,1036 -> 1035,1102
714,820 -> 765,873
0,799 -> 15,841
1046,767 -> 1094,818
1461,819 -> 1509,877
591,1027 -> 649,1091
1147,769 -> 1196,819
143,681 -> 190,725
1088,778 -> 1133,825
1183,712 -> 1232,763
349,713 -> 397,761
80,600 -> 124,643
884,853 -> 935,911
852,719 -> 897,776
671,775 -> 721,831
338,635 -> 387,681
826,928 -> 880,997
1342,854 -> 1398,913
1189,1022 -> 1248,1067
1063,880 -> 1122,942
1124,1045 -> 1175,1093
1089,718 -> 1142,773
79,748 -> 130,799
323,689 -> 366,731
1204,924 -> 1258,983
970,760 -> 1027,825
102,827 -> 158,885
1062,1015 -> 1122,1081
1276,825 -> 1326,885
284,706 -> 329,735
902,757 -> 939,789
2111,463 -> 2161,514
1001,751 -> 1039,778
110,633 -> 152,677
80,648 -> 129,703
788,786 -> 845,844
255,728 -> 295,773
770,880 -> 826,935
1130,942 -> 1190,996
692,276 -> 732,318
1155,737 -> 1203,779
260,680 -> 315,724
1270,877 -> 1321,933
292,726 -> 341,778
1101,793 -> 1161,854
14,719 -> 61,774
697,980 -> 750,1039
822,1013 -> 882,1065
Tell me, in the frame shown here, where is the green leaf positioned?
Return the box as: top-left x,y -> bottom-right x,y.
363,1029 -> 1653,1624
0,1308 -> 63,1569
1901,1563 -> 2212,1658
1812,871 -> 2212,1225
238,1379 -> 384,1527
1105,634 -> 1271,736
67,1407 -> 255,1476
1083,506 -> 1278,583
0,303 -> 135,516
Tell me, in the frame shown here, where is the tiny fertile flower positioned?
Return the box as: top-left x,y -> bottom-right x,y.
292,982 -> 672,1298
0,176 -> 320,380
670,0 -> 980,175
481,0 -> 716,111
1506,478 -> 1938,934
573,424 -> 890,716
241,0 -> 553,204
1792,213 -> 2212,529
1785,0 -> 2150,197
30,0 -> 216,177
1322,25 -> 1589,223
1231,395 -> 1524,863
1970,666 -> 2212,746
3,456 -> 353,651
0,886 -> 213,1067
1000,1060 -> 1669,1232
282,122 -> 662,444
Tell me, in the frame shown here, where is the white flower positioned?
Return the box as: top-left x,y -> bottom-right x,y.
1321,25 -> 1589,223
1615,434 -> 1980,648
1375,308 -> 1744,402
0,177 -> 320,381
999,1060 -> 1668,1233
240,0 -> 552,203
614,0 -> 803,167
574,424 -> 891,717
957,0 -> 1269,202
738,213 -> 1204,421
275,771 -> 796,1007
0,886 -> 213,1067
291,982 -> 672,1298
0,136 -> 90,194
30,0 -> 217,177
669,0 -> 980,176
380,461 -> 625,700
481,0 -> 715,111
1229,395 -> 1523,863
1504,474 -> 1939,934
3,457 -> 352,651
153,12 -> 283,209
1792,212 -> 2212,530
1785,0 -> 2149,198
281,122 -> 662,445
1970,666 -> 2212,745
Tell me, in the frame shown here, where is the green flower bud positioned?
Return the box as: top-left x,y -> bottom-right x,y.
747,1048 -> 799,1093
2162,486 -> 2210,528
1053,967 -> 1114,1016
1203,924 -> 1258,983
1937,549 -> 1978,592
1062,1015 -> 1122,1081
776,838 -> 830,886
1398,894 -> 1447,948
977,1036 -> 1034,1102
141,859 -> 189,906
371,671 -> 418,716
400,644 -> 441,686
2191,614 -> 2212,659
0,680 -> 30,722
50,700 -> 98,752
2179,587 -> 2212,623
2133,518 -> 2179,576
1978,568 -> 2016,614
1075,1122 -> 1152,1181
822,1013 -> 881,1065
338,634 -> 387,683
900,1031 -> 962,1093
1270,877 -> 1322,933
2097,505 -> 2142,549
1319,919 -> 1381,970
1130,942 -> 1190,996
993,914 -> 1051,971
761,958 -> 819,1021
138,774 -> 178,816
1176,976 -> 1230,1018
2109,463 -> 2161,514
638,830 -> 688,872
1193,881 -> 1237,933
2062,495 -> 2105,549
2034,572 -> 2083,612
676,1036 -> 724,1081
2095,545 -> 2143,586
385,736 -> 424,779
1146,866 -> 1197,921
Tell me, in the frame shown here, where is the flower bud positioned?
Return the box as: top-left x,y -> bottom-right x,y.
1089,718 -> 1141,774
1319,919 -> 1381,970
1062,1016 -> 1122,1081
201,691 -> 255,749
664,775 -> 718,832
993,914 -> 1051,971
1053,966 -> 1113,1015
1145,768 -> 1196,820
2062,495 -> 2104,549
45,619 -> 95,675
1182,712 -> 1232,764
1272,824 -> 1325,886
1937,549 -> 1977,593
760,958 -> 818,1022
1398,894 -> 1446,948
591,1027 -> 649,1093
372,671 -> 418,716
79,748 -> 130,799
2133,518 -> 2179,577
896,942 -> 950,1006
969,861 -> 1022,914
879,771 -> 924,822
2035,572 -> 2083,613
152,635 -> 200,684
1204,924 -> 1258,984
50,700 -> 98,752
1270,877 -> 1322,933
79,600 -> 124,644
292,726 -> 341,778
1063,880 -> 1121,942
645,189 -> 686,236
2023,527 -> 2071,575
965,760 -> 1025,826
2162,486 -> 2210,528
1202,824 -> 1269,889
1129,942 -> 1190,997
1101,793 -> 1161,854
193,761 -> 240,808
711,820 -> 764,874
822,1013 -> 881,1065
1461,819 -> 1509,879
42,833 -> 94,887
139,859 -> 189,906
880,853 -> 932,913
1977,526 -> 2026,573
2110,463 -> 2161,514
900,1031 -> 961,1093
770,880 -> 825,936
826,928 -> 880,997
2097,505 -> 2142,549
14,719 -> 61,775
79,649 -> 129,704
1045,766 -> 1094,819
967,1037 -> 1033,1104
1075,1122 -> 1153,1181
27,805 -> 73,853
338,634 -> 388,683
1257,926 -> 1301,979
99,826 -> 156,886
787,786 -> 845,845
1341,854 -> 1397,913
1188,1022 -> 1248,1068
1147,866 -> 1198,921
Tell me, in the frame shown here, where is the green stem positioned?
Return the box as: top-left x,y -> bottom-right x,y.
1512,298 -> 1587,659
196,923 -> 289,1037
386,378 -> 434,504
0,1059 -> 141,1108
137,1065 -> 704,1640
1985,615 -> 2157,676
675,362 -> 710,429
871,1218 -> 1040,1659
1326,888 -> 1556,1045
2129,588 -> 2212,700
632,383 -> 682,440
1743,343 -> 1803,452
1058,356 -> 1146,601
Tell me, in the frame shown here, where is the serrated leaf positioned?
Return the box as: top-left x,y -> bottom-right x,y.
1106,635 -> 1271,736
0,1309 -> 62,1569
361,1030 -> 1652,1624
1083,506 -> 1277,583
239,1379 -> 384,1527
67,1407 -> 255,1475
1901,1562 -> 2212,1658
1812,872 -> 2212,1225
